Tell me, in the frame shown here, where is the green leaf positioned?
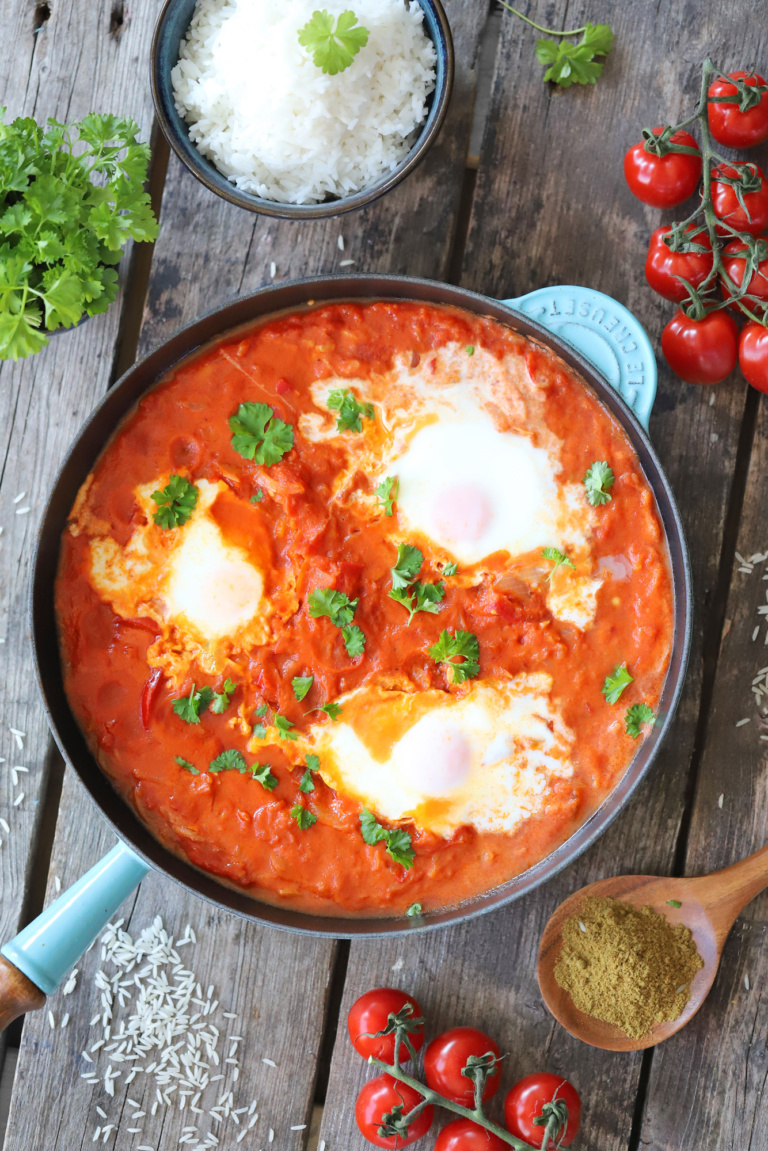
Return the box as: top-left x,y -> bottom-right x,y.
466,345 -> 475,355
292,675 -> 314,702
174,756 -> 200,775
443,562 -> 458,577
542,546 -> 575,580
342,623 -> 366,659
625,702 -> 655,738
359,809 -> 414,868
251,762 -> 278,790
151,474 -> 199,529
298,9 -> 369,75
584,460 -> 615,507
229,401 -> 294,466
666,899 -> 682,909
173,684 -> 214,725
305,753 -> 321,772
376,475 -> 398,516
39,267 -> 84,329
299,769 -> 315,793
275,714 -> 298,741
254,703 -> 268,718
406,902 -> 422,917
602,664 -> 634,705
326,388 -> 374,432
391,544 -> 423,591
291,803 -> 318,830
210,678 -> 236,714
210,748 -> 248,773
535,23 -> 614,88
308,701 -> 343,721
250,489 -> 263,503
308,587 -> 358,627
429,629 -> 480,684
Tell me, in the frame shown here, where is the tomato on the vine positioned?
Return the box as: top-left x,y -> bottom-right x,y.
348,988 -> 424,1063
738,321 -> 768,393
645,225 -> 713,303
720,239 -> 768,313
355,1074 -> 434,1149
708,71 -> 768,148
661,309 -> 739,385
423,1027 -> 501,1106
433,1118 -> 508,1151
712,163 -> 768,236
624,127 -> 702,208
504,1073 -> 581,1149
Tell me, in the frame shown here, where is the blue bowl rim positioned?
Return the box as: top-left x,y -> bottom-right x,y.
150,0 -> 456,219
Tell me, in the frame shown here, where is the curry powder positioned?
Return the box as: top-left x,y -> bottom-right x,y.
554,896 -> 704,1040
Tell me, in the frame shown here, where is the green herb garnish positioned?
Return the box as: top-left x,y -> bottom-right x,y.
250,489 -> 263,503
210,678 -> 236,714
391,544 -> 423,590
292,675 -> 314,702
297,9 -> 369,75
542,546 -> 575,579
498,6 -> 614,89
0,112 -> 158,361
308,588 -> 358,626
625,702 -> 655,738
174,756 -> 200,775
209,749 -> 247,773
466,345 -> 475,355
299,769 -> 315,793
173,684 -> 214,725
342,623 -> 366,659
252,763 -> 278,790
326,388 -> 374,433
602,664 -> 634,705
151,475 -> 198,529
429,629 -> 480,684
389,544 -> 445,624
275,714 -> 298,741
376,475 -> 398,516
406,902 -> 422,917
584,460 -> 615,507
307,701 -> 343,721
443,562 -> 458,577
359,808 -> 415,869
291,803 -> 318,830
229,401 -> 294,466
666,899 -> 682,908
254,703 -> 269,718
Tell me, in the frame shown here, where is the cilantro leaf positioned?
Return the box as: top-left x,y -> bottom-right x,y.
308,588 -> 358,627
391,544 -> 423,590
251,489 -> 263,504
307,701 -> 343,721
584,460 -> 615,506
173,684 -> 214,725
299,769 -> 315,793
291,803 -> 318,830
602,664 -> 634,705
342,623 -> 366,659
305,753 -> 320,772
298,10 -> 370,75
359,808 -> 415,869
252,724 -> 268,739
443,562 -> 458,577
210,678 -> 236,714
390,580 -> 445,625
429,629 -> 480,684
625,702 -> 655,738
535,23 -> 614,88
326,388 -> 374,432
406,902 -> 422,917
209,748 -> 248,773
228,401 -> 294,466
151,474 -> 198,529
542,546 -> 576,579
292,675 -> 314,702
254,703 -> 268,718
251,762 -> 278,790
174,756 -> 200,775
376,475 -> 398,516
275,714 -> 298,741
466,345 -> 475,355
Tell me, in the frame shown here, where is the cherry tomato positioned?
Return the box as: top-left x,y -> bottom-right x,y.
738,321 -> 768,393
433,1118 -> 508,1151
645,225 -> 713,303
720,239 -> 768,313
661,309 -> 739,385
624,127 -> 702,208
348,988 -> 424,1063
504,1073 -> 581,1149
355,1074 -> 434,1149
423,1027 -> 501,1106
712,163 -> 768,236
708,71 -> 768,148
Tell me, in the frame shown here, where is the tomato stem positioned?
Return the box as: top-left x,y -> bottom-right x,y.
496,2 -> 586,38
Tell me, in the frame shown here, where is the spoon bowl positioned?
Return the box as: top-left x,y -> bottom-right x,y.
537,847 -> 768,1051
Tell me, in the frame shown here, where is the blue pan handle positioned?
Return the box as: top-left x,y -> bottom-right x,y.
503,285 -> 657,431
2,841 -> 149,996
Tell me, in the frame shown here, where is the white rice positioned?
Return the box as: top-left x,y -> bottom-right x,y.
171,0 -> 437,204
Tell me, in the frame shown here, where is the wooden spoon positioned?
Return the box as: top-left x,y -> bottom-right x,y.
537,845 -> 768,1051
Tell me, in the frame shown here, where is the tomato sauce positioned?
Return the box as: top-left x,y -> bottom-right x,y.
55,302 -> 674,917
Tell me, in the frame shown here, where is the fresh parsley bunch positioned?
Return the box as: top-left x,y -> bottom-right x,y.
0,111 -> 158,361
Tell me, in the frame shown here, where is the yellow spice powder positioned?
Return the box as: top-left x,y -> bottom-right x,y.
554,896 -> 704,1040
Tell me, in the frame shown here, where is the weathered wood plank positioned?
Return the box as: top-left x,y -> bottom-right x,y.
0,0 -> 158,1063
317,2 -> 761,1148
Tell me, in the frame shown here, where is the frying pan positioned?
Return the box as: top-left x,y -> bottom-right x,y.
0,275 -> 692,1024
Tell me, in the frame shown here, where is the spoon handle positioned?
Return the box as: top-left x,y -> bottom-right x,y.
687,844 -> 768,943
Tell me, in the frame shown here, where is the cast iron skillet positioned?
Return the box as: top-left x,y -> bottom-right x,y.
31,274 -> 692,939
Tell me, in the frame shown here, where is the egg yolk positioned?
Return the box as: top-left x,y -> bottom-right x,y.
431,484 -> 494,544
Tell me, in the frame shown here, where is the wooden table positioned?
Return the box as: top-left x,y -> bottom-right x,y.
1,2 -> 767,1148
